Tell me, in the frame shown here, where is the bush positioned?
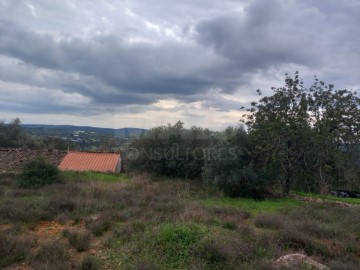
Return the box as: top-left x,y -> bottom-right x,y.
202,127 -> 265,198
156,224 -> 207,268
254,213 -> 285,230
193,233 -> 255,267
67,231 -> 91,252
79,255 -> 100,270
85,213 -> 112,236
33,240 -> 70,270
18,157 -> 61,188
0,234 -> 31,268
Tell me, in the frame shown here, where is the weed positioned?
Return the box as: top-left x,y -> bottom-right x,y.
79,255 -> 100,270
254,213 -> 285,230
0,173 -> 359,269
193,232 -> 256,268
85,213 -> 113,236
156,223 -> 207,268
113,221 -> 146,242
328,260 -> 360,270
203,197 -> 302,214
33,240 -> 70,270
47,197 -> 77,213
133,261 -> 160,270
278,227 -> 310,250
222,221 -> 237,230
0,233 -> 31,268
63,171 -> 128,182
67,230 -> 91,252
295,219 -> 338,238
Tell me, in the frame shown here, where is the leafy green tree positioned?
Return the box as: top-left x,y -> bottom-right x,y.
127,121 -> 210,179
202,126 -> 260,198
0,118 -> 24,147
244,72 -> 360,194
0,118 -> 41,148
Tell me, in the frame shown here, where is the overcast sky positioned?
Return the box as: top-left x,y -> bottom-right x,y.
0,0 -> 359,130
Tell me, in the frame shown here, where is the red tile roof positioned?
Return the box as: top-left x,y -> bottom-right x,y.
0,148 -> 67,172
59,152 -> 121,173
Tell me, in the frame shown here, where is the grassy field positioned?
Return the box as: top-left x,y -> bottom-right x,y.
0,172 -> 359,270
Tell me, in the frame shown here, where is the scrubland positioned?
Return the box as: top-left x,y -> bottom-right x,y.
0,172 -> 359,270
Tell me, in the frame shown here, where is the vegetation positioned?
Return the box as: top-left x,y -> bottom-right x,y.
17,157 -> 62,188
0,172 -> 359,269
202,197 -> 303,214
128,72 -> 359,198
1,73 -> 359,268
244,72 -> 360,195
202,126 -> 261,198
63,171 -> 128,182
294,191 -> 360,204
127,121 -> 211,179
2,73 -> 358,198
0,118 -> 40,148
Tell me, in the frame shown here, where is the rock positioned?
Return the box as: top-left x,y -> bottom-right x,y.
274,253 -> 328,269
89,214 -> 100,221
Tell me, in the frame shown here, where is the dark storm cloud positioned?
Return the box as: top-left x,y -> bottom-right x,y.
0,19 -> 220,103
196,0 -> 319,69
0,0 -> 359,119
195,0 -> 360,84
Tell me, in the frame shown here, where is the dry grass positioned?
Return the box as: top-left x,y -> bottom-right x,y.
0,172 -> 359,269
254,213 -> 285,229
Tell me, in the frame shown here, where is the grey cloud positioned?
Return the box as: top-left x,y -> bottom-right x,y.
196,1 -> 320,69
0,0 -> 359,120
0,20 -> 219,95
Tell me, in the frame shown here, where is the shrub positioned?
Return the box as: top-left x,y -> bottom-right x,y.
18,157 -> 61,188
254,213 -> 285,230
79,256 -> 100,270
0,234 -> 31,268
295,219 -> 337,239
67,231 -> 91,252
133,261 -> 160,270
156,224 -> 207,268
193,233 -> 255,267
278,227 -> 310,250
85,213 -> 112,236
0,199 -> 50,223
47,197 -> 77,213
222,221 -> 237,230
113,221 -> 146,242
33,240 -> 70,270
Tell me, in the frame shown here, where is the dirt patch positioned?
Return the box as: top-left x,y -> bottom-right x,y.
274,253 -> 328,269
35,221 -> 68,237
290,195 -> 360,208
0,224 -> 13,232
4,263 -> 33,270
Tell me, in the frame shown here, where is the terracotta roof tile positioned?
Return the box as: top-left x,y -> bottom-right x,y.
59,152 -> 121,173
0,148 -> 67,171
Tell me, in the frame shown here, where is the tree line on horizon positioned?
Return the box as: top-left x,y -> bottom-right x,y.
127,72 -> 360,198
0,118 -> 77,150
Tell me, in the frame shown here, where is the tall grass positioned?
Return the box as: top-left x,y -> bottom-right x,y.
0,172 -> 359,269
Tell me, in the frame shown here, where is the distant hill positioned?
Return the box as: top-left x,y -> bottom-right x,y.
22,124 -> 147,138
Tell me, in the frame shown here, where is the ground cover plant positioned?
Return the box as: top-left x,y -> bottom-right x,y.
0,172 -> 359,269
